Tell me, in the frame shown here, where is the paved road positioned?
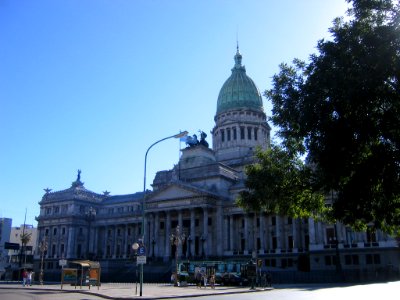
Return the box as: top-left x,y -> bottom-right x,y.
179,281 -> 400,300
0,288 -> 103,300
0,281 -> 399,300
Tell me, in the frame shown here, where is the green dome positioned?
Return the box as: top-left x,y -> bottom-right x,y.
216,48 -> 263,115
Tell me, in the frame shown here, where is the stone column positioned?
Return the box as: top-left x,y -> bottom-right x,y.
103,226 -> 108,258
190,209 -> 195,257
259,213 -> 265,251
253,214 -> 257,252
202,207 -> 208,257
123,224 -> 128,258
154,212 -> 159,257
216,205 -> 223,256
292,219 -> 297,249
112,226 -> 117,258
275,216 -> 281,250
229,215 -> 234,252
244,214 -> 249,252
66,226 -> 75,258
178,210 -> 183,257
165,211 -> 171,259
308,218 -> 316,245
223,216 -> 228,252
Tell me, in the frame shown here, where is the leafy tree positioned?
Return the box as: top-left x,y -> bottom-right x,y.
237,145 -> 326,220
264,0 -> 400,232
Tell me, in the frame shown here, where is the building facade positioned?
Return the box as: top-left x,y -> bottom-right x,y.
35,48 -> 400,282
0,218 -> 12,276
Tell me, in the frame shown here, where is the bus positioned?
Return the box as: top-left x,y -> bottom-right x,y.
177,260 -> 250,286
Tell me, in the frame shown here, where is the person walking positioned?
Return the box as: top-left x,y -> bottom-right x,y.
195,270 -> 202,288
209,274 -> 215,289
21,269 -> 27,287
203,272 -> 207,289
27,271 -> 33,286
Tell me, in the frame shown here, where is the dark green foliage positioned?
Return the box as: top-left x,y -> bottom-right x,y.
237,146 -> 326,220
263,0 -> 400,232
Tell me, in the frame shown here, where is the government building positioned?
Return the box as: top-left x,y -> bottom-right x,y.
35,48 -> 399,282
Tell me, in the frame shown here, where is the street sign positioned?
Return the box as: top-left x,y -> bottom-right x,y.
137,256 -> 147,264
59,259 -> 67,267
138,246 -> 146,256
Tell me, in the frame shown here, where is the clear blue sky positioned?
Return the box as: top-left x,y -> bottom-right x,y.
0,0 -> 350,227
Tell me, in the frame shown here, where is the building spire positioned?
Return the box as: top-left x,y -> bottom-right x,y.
234,41 -> 243,69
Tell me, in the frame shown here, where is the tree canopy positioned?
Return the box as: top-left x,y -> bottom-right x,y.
237,145 -> 327,220
241,0 -> 400,232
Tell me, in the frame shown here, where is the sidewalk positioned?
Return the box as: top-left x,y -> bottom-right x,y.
0,282 -> 273,299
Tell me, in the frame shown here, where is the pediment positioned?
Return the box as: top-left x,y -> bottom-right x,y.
148,184 -> 202,202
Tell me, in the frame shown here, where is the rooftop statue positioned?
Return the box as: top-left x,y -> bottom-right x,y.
185,131 -> 209,148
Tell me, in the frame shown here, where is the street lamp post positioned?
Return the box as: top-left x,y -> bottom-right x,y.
85,207 -> 96,260
39,237 -> 48,285
170,225 -> 185,286
139,131 -> 188,296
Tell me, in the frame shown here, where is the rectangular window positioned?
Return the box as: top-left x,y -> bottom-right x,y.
272,237 -> 277,249
247,127 -> 252,139
171,220 -> 178,229
227,128 -> 231,141
233,128 -> 237,140
221,129 -> 225,142
366,254 -> 373,264
208,217 -> 212,226
288,236 -> 293,249
325,256 -> 332,266
160,221 -> 164,230
374,254 -> 380,264
240,127 -> 245,139
62,227 -> 66,235
352,255 -> 359,265
271,216 -> 276,226
254,128 -> 258,140
271,259 -> 276,267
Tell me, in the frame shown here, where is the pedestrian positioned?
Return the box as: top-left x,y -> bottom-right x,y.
170,272 -> 176,286
209,274 -> 215,289
22,269 -> 27,287
27,271 -> 33,286
266,271 -> 272,287
203,272 -> 207,288
195,270 -> 202,289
